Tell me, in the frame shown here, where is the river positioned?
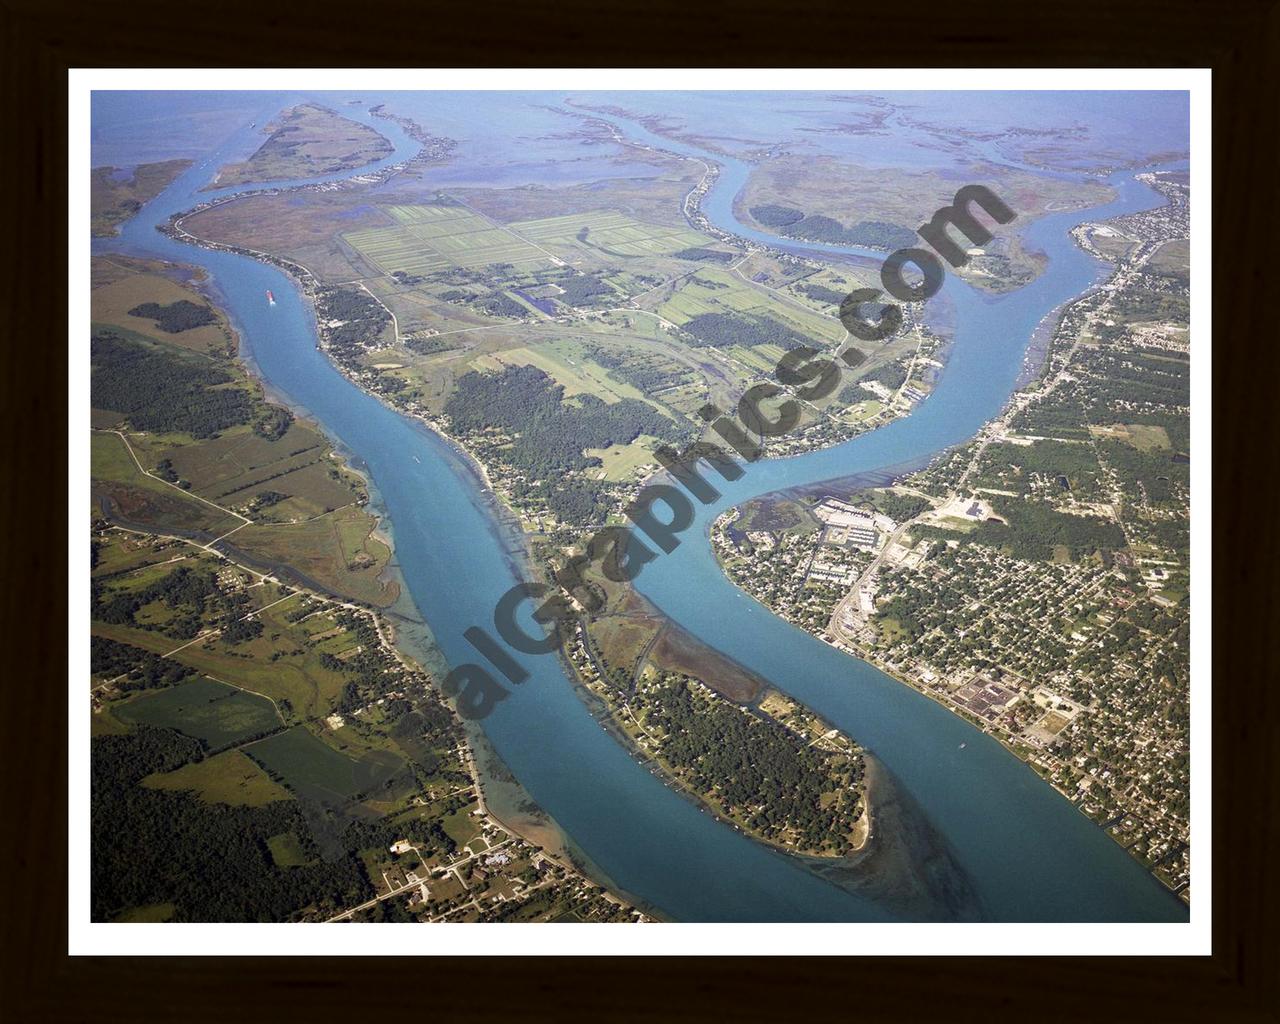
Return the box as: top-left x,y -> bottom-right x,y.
95,92 -> 1188,923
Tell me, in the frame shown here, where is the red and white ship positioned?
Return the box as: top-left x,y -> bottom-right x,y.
266,290 -> 276,306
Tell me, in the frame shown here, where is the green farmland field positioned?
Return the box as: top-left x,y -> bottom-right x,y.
344,204 -> 553,276
480,339 -> 648,404
244,725 -> 404,805
657,268 -> 844,345
115,677 -> 281,750
509,210 -> 707,258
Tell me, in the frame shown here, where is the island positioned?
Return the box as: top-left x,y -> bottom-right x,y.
205,102 -> 394,189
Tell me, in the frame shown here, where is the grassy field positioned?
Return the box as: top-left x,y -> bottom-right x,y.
440,805 -> 483,848
91,431 -> 239,535
231,503 -> 399,607
90,258 -> 394,602
585,434 -> 661,482
244,725 -> 404,804
1149,238 -> 1190,276
344,203 -> 553,276
112,903 -> 176,923
475,338 -> 646,404
92,530 -> 188,578
90,258 -> 232,355
266,831 -> 311,867
140,419 -> 361,519
655,267 -> 844,345
588,614 -> 663,681
91,592 -> 352,721
143,748 -> 292,806
1088,423 -> 1172,452
91,162 -> 191,237
115,677 -> 282,750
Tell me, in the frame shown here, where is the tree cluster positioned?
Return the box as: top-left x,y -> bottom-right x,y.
127,299 -> 218,333
91,330 -> 253,437
682,312 -> 808,351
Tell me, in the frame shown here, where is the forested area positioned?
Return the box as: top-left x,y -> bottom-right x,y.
555,273 -> 613,306
1112,287 -> 1190,324
973,439 -> 1109,499
127,299 -> 218,333
1011,348 -> 1188,445
405,335 -> 457,356
971,498 -> 1127,561
315,286 -> 390,365
252,405 -> 293,441
749,204 -> 804,227
672,247 -> 735,263
536,478 -> 614,525
320,611 -> 410,702
640,674 -> 864,854
92,726 -> 373,922
91,330 -> 253,437
475,292 -> 528,318
788,215 -> 916,250
862,360 -> 910,389
1097,439 -> 1189,505
797,282 -> 848,305
590,346 -> 691,395
682,312 -> 808,351
838,359 -> 908,404
862,490 -> 931,523
445,364 -> 678,497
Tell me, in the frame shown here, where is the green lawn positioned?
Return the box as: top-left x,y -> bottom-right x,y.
441,806 -> 482,848
585,434 -> 660,482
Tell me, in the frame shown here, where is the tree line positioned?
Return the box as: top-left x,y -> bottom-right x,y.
749,205 -> 915,250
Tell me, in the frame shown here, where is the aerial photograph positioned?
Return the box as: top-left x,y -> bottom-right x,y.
84,83 -> 1194,929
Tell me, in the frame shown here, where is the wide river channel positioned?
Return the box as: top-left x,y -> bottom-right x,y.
98,94 -> 1189,923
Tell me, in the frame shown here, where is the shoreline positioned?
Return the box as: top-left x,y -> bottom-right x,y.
562,632 -> 874,863
140,237 -> 646,908
715,495 -> 1186,899
154,126 -> 1181,908
162,161 -> 901,880
704,200 -> 1187,900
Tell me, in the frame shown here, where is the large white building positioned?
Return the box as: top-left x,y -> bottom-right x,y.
813,498 -> 895,550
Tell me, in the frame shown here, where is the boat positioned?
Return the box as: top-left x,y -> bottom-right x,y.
266,290 -> 276,306
959,743 -> 967,749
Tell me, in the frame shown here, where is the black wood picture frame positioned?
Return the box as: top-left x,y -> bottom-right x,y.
3,0 -> 1275,1018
